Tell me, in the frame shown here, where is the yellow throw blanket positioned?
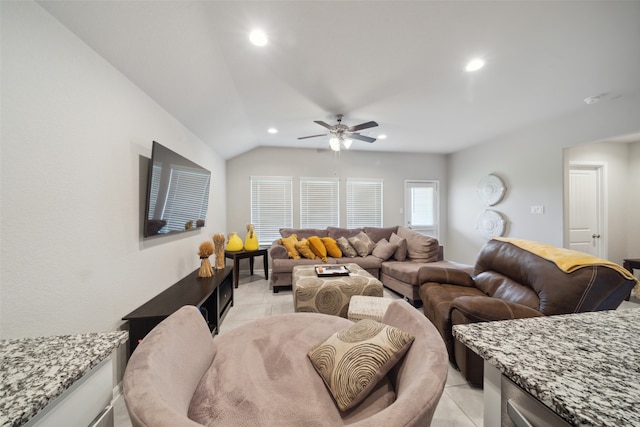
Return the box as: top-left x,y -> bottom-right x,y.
494,237 -> 639,284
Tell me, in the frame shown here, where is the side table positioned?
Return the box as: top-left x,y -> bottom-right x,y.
623,258 -> 640,300
225,248 -> 269,288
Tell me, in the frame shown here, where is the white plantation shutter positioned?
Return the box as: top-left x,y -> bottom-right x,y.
346,179 -> 383,228
250,177 -> 293,245
161,168 -> 211,232
300,178 -> 340,228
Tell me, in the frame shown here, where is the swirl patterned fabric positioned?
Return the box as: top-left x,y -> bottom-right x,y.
308,319 -> 414,411
292,263 -> 384,317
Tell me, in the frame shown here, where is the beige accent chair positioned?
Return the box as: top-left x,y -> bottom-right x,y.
123,301 -> 448,426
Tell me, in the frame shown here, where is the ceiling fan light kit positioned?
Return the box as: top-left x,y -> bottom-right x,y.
298,114 -> 379,151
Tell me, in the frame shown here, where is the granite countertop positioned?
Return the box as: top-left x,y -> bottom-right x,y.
453,309 -> 640,426
0,331 -> 128,427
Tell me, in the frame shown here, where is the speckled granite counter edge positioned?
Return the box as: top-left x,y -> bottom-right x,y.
0,331 -> 128,427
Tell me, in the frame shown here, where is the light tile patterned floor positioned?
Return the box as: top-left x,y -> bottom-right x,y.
115,271 -> 640,427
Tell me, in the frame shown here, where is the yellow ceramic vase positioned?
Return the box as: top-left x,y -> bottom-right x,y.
244,231 -> 259,251
225,232 -> 243,251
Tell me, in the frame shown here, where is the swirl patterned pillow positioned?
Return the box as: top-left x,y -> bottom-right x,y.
307,319 -> 414,411
348,231 -> 376,257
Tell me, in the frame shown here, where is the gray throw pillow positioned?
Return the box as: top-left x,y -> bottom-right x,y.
389,233 -> 408,261
348,231 -> 375,257
336,236 -> 357,257
371,238 -> 398,261
308,319 -> 414,411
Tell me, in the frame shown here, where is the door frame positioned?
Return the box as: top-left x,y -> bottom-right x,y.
565,161 -> 608,258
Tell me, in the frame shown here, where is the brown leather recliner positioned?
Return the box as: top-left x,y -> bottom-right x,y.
419,238 -> 637,387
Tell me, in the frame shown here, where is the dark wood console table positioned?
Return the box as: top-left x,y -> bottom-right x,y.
225,248 -> 269,288
623,258 -> 640,300
122,266 -> 233,356
623,258 -> 640,273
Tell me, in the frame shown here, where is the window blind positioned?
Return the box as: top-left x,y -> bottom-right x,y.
405,180 -> 439,238
346,179 -> 383,228
300,178 -> 340,228
250,176 -> 293,245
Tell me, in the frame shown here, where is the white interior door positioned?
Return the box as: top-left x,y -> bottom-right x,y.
569,165 -> 604,257
404,180 -> 438,238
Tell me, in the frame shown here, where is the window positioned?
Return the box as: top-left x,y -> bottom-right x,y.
404,180 -> 438,238
346,179 -> 383,228
300,178 -> 340,228
250,177 -> 293,245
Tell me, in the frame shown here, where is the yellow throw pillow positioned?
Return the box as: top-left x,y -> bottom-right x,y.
321,237 -> 342,258
278,234 -> 300,260
295,238 -> 317,259
308,236 -> 328,262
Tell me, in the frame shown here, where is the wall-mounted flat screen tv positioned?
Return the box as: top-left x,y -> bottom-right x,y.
143,141 -> 211,237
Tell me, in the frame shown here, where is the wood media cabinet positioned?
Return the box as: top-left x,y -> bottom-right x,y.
123,266 -> 233,356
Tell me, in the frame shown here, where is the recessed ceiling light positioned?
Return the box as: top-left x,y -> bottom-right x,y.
249,30 -> 268,47
377,134 -> 387,140
267,128 -> 278,134
465,58 -> 485,72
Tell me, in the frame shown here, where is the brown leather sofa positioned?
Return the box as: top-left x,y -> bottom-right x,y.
419,238 -> 637,387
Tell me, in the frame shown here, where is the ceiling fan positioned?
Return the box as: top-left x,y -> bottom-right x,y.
298,114 -> 379,151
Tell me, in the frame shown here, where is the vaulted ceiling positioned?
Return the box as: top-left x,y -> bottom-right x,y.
38,1 -> 640,159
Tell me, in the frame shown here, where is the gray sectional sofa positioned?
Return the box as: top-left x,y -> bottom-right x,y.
270,225 -> 470,306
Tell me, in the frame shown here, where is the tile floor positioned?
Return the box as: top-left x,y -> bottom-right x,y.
114,272 -> 640,427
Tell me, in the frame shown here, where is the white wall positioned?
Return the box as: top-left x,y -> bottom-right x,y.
226,146 -> 447,246
564,141 -> 634,265
447,93 -> 640,264
1,1 -> 226,339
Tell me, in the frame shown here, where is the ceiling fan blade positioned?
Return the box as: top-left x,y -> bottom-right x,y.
298,133 -> 328,140
314,120 -> 334,130
349,121 -> 378,132
349,133 -> 376,143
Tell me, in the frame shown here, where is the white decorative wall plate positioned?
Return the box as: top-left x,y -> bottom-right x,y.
476,210 -> 506,239
477,174 -> 506,206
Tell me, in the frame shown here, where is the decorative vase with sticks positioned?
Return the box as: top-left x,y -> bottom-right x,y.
213,233 -> 226,269
198,241 -> 214,278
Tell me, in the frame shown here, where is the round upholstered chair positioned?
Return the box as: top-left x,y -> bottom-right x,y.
123,300 -> 448,426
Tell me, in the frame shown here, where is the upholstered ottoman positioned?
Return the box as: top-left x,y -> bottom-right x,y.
347,295 -> 395,322
293,263 -> 383,318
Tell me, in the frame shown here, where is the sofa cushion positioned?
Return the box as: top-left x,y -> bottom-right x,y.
349,231 -> 376,257
321,237 -> 343,258
272,257 -> 332,273
397,227 -> 439,262
328,227 -> 363,240
296,238 -> 317,259
308,236 -> 328,262
372,238 -> 398,261
336,236 -> 358,258
333,255 -> 383,271
363,226 -> 399,243
188,313 -> 396,426
389,233 -> 407,261
308,319 -> 414,411
281,228 -> 328,239
279,234 -> 301,260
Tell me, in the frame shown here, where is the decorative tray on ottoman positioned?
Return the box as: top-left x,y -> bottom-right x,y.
315,265 -> 351,277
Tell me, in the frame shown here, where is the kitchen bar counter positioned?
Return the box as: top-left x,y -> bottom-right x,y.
453,309 -> 640,426
0,331 -> 128,426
